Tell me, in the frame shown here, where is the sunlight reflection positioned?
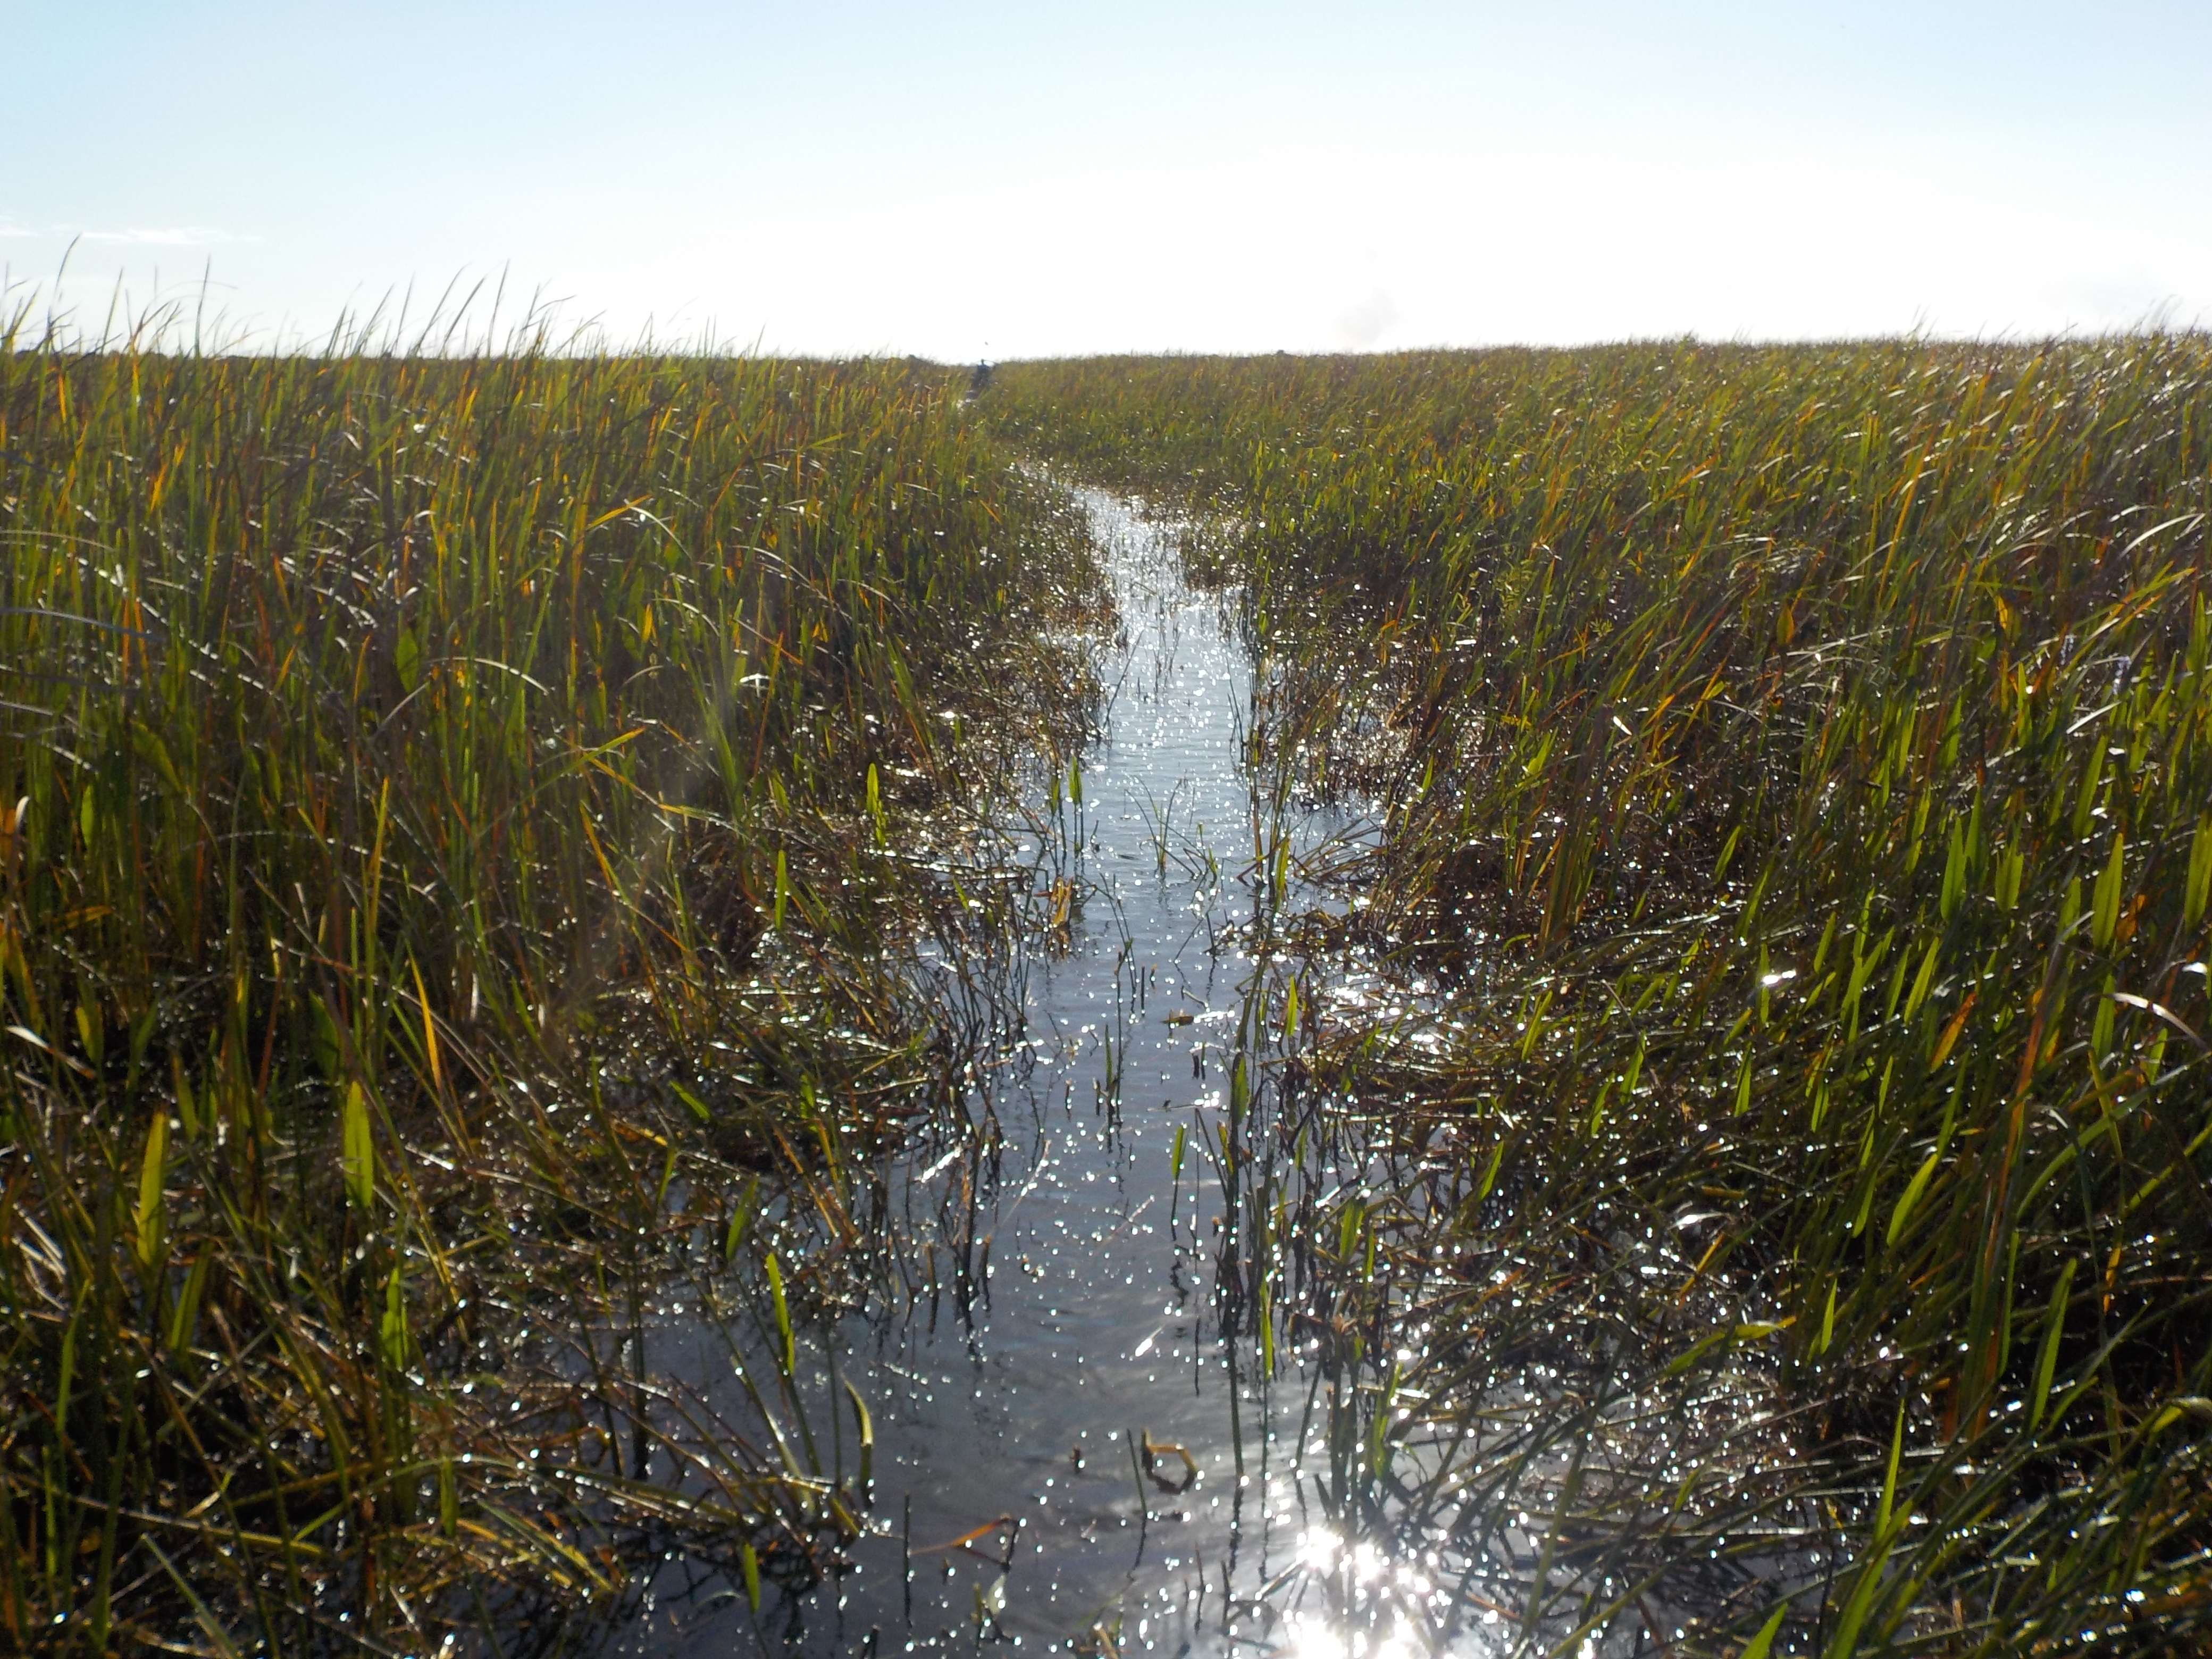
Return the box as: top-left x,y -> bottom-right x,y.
1284,1529 -> 1464,1659
1283,1611 -> 1429,1659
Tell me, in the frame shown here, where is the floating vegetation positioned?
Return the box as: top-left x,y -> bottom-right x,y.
986,341 -> 2212,1654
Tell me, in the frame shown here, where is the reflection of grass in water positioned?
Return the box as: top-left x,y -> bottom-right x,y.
0,302 -> 1103,1650
988,341 -> 2212,1654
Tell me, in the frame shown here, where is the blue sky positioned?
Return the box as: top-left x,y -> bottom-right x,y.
6,1 -> 2208,356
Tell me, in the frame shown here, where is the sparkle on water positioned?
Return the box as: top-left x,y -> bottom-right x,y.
619,493 -> 1476,1659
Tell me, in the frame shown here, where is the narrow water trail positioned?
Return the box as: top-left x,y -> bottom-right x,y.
638,492 -> 1411,1659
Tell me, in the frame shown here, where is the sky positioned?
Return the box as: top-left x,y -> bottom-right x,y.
6,1 -> 2209,358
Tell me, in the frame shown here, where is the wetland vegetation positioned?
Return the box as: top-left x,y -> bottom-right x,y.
989,339 -> 2212,1655
0,305 -> 1101,1653
5,313 -> 2211,1658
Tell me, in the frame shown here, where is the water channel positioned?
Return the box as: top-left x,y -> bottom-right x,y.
623,491 -> 1451,1659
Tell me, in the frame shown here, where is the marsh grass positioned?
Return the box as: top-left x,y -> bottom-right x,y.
0,300 -> 1101,1652
989,341 -> 2212,1653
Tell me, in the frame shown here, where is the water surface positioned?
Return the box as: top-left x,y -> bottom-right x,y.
638,492 -> 1397,1659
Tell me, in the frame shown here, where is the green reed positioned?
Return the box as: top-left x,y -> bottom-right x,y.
0,303 -> 1098,1652
988,340 -> 2212,1654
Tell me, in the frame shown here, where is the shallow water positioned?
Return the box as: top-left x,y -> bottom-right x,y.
626,492 -> 1404,1658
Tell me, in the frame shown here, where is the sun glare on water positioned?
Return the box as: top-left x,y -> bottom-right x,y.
1278,1529 -> 1491,1659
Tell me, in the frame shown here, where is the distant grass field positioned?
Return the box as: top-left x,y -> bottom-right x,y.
988,341 -> 2212,1653
0,320 -> 1098,1652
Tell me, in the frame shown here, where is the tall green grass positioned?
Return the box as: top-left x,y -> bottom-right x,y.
990,341 -> 2212,1653
0,306 -> 1097,1651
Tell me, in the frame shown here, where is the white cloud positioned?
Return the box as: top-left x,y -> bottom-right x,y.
79,226 -> 258,246
0,222 -> 257,246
